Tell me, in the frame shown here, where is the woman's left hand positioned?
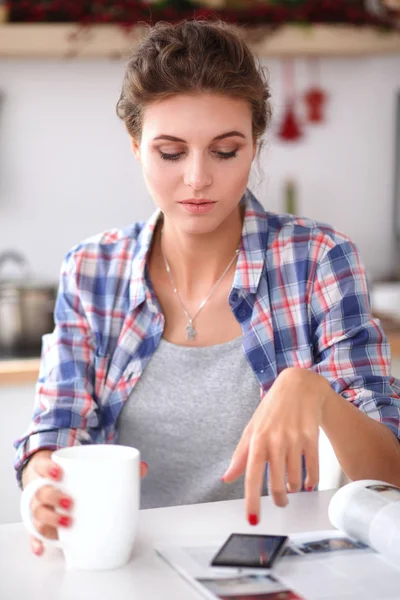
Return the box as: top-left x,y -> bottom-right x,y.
222,367 -> 331,524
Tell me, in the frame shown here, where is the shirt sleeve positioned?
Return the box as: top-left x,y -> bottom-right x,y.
13,250 -> 104,487
309,238 -> 400,441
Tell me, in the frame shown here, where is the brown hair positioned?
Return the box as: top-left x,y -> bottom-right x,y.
116,19 -> 271,148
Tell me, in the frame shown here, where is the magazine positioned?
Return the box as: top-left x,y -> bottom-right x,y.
328,478 -> 400,567
155,479 -> 400,600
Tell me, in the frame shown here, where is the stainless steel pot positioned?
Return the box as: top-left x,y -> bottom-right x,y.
0,250 -> 58,353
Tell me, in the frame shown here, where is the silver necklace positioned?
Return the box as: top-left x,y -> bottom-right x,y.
161,233 -> 240,341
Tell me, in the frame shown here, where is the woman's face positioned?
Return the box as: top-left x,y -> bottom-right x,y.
131,93 -> 256,236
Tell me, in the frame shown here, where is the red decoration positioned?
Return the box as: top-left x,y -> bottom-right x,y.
277,60 -> 303,142
6,0 -> 400,27
278,103 -> 303,141
303,59 -> 328,124
304,87 -> 327,123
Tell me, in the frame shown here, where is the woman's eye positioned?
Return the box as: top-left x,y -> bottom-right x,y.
159,149 -> 238,161
160,152 -> 182,161
215,150 -> 238,160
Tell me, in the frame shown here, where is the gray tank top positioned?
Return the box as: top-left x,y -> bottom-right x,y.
116,336 -> 263,509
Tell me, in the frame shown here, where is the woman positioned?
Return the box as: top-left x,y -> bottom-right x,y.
14,19 -> 400,557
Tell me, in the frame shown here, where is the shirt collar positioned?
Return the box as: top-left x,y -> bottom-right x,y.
129,188 -> 268,309
234,188 -> 268,294
129,207 -> 161,311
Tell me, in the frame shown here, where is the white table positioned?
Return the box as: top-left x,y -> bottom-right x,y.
0,490 -> 335,600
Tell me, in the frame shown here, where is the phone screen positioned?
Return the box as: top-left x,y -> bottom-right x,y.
210,533 -> 289,569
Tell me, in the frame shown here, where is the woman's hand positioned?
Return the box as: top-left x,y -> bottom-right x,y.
22,449 -> 73,556
22,448 -> 149,557
222,367 -> 331,524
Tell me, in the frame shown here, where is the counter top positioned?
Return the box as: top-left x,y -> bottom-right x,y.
389,331 -> 400,356
2,329 -> 400,386
0,358 -> 40,386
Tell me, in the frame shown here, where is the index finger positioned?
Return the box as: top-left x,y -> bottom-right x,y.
244,436 -> 268,525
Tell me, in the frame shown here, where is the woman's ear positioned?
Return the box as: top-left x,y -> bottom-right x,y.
130,137 -> 141,163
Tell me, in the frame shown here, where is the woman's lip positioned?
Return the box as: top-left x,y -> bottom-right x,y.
179,200 -> 216,204
178,201 -> 217,214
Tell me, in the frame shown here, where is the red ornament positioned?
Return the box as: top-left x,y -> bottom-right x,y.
8,0 -> 400,26
278,103 -> 303,141
277,60 -> 303,142
303,59 -> 328,124
304,87 -> 327,123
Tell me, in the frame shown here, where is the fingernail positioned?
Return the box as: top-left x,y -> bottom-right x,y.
59,497 -> 72,510
248,513 -> 258,526
32,542 -> 43,556
306,486 -> 314,492
58,515 -> 71,527
49,467 -> 60,480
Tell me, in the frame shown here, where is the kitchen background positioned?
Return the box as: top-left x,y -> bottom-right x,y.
0,55 -> 399,283
1,1 -> 400,524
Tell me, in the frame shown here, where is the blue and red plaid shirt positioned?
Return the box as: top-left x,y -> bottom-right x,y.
14,189 -> 400,484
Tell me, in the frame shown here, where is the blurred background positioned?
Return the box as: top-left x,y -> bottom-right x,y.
0,1 -> 399,284
0,0 -> 400,521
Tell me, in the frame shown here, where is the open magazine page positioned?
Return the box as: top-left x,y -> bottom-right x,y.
274,530 -> 400,600
197,574 -> 302,600
328,480 -> 400,568
156,540 -> 305,599
156,528 -> 400,600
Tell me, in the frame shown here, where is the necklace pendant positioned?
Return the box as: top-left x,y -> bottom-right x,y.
186,322 -> 197,341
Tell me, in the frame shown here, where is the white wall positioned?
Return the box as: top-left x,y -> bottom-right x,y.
0,384 -> 36,523
0,54 -> 399,283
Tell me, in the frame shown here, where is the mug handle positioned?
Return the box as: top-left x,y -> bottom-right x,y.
20,478 -> 63,548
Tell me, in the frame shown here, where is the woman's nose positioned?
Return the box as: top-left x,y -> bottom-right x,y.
183,156 -> 212,190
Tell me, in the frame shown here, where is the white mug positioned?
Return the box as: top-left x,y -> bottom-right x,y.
20,444 -> 140,570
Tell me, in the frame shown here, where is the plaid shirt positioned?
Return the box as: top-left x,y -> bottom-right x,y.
14,189 -> 400,484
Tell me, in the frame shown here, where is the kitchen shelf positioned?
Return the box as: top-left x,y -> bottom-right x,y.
0,23 -> 400,58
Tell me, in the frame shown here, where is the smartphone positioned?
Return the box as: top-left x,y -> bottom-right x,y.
210,533 -> 289,570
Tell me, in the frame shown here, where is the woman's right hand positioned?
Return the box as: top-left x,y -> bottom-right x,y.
22,448 -> 149,557
21,449 -> 72,557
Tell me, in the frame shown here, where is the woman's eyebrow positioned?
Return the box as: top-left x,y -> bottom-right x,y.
152,131 -> 247,142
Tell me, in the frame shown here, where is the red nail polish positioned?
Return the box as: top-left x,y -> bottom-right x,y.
33,544 -> 42,556
49,467 -> 60,480
248,514 -> 258,526
58,515 -> 71,527
59,498 -> 71,510
306,486 -> 314,492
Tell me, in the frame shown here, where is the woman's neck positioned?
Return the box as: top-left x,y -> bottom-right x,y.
155,208 -> 243,299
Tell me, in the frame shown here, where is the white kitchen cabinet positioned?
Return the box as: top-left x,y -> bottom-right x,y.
0,384 -> 36,524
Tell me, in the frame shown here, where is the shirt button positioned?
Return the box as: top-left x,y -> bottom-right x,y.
238,308 -> 248,319
255,363 -> 267,373
230,291 -> 239,303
